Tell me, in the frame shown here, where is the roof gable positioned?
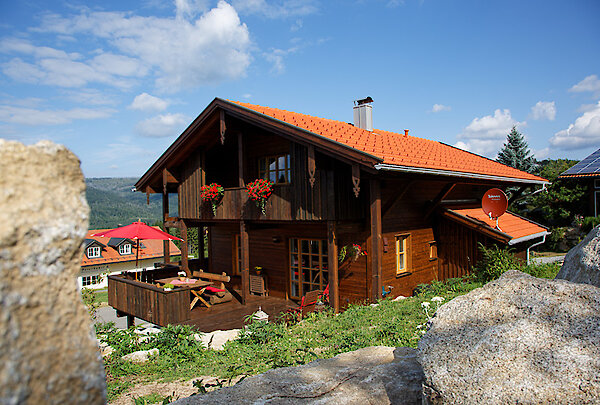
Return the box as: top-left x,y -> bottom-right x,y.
136,97 -> 548,191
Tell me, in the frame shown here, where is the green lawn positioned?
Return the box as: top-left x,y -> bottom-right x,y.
94,289 -> 108,305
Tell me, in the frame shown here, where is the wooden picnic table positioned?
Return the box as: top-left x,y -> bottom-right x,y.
155,277 -> 215,309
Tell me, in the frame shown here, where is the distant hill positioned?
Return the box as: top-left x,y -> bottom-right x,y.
85,177 -> 177,229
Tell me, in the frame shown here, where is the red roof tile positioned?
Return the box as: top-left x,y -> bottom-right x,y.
81,228 -> 181,267
230,101 -> 547,183
450,208 -> 548,243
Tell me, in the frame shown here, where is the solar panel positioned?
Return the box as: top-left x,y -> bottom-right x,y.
562,148 -> 600,175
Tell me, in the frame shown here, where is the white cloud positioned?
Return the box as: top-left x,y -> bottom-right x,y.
135,113 -> 189,137
129,93 -> 169,112
62,89 -> 117,106
530,101 -> 556,121
549,101 -> 600,150
7,1 -> 251,92
455,109 -> 523,157
431,104 -> 451,113
290,19 -> 303,32
263,46 -> 299,74
0,104 -> 115,125
231,0 -> 318,18
569,75 -> 600,94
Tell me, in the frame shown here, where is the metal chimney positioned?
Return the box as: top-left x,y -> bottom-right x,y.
353,97 -> 373,131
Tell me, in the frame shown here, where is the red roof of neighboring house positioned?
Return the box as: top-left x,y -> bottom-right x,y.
446,208 -> 548,244
230,100 -> 547,184
81,228 -> 181,267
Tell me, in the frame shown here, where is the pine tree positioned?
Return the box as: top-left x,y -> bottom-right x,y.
497,126 -> 537,173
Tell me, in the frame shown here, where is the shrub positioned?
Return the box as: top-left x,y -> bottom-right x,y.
582,216 -> 600,233
472,244 -> 523,282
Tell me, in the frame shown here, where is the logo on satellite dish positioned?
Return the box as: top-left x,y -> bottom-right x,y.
482,188 -> 508,224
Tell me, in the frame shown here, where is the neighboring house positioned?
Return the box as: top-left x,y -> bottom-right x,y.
558,148 -> 600,217
80,228 -> 181,289
134,97 -> 548,311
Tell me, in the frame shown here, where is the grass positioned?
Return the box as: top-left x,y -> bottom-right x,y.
100,260 -> 561,403
95,289 -> 108,305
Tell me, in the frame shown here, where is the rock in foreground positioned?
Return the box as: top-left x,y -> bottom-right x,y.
556,226 -> 600,288
174,346 -> 423,405
418,270 -> 600,405
0,140 -> 106,404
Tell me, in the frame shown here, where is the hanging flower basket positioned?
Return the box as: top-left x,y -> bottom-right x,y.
199,183 -> 224,215
338,243 -> 366,263
246,179 -> 274,215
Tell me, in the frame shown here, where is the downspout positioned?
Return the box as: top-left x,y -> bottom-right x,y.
527,233 -> 547,265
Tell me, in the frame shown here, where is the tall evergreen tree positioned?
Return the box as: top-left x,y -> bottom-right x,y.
497,126 -> 537,173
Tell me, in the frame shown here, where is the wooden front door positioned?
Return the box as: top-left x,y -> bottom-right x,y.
289,238 -> 328,299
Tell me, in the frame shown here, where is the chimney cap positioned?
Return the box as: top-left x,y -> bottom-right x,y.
354,96 -> 373,106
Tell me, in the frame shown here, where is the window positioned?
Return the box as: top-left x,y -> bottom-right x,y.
232,234 -> 242,276
259,154 -> 291,184
87,246 -> 101,258
595,179 -> 600,189
429,241 -> 437,261
395,234 -> 410,276
119,244 -> 132,255
82,275 -> 100,287
289,238 -> 328,299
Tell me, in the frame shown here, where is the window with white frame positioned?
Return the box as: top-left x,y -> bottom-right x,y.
82,275 -> 100,287
87,246 -> 101,258
119,243 -> 132,255
395,234 -> 410,276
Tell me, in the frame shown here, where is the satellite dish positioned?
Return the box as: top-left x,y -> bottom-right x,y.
482,188 -> 508,221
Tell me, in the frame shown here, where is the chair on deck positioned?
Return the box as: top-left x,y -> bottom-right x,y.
286,286 -> 329,321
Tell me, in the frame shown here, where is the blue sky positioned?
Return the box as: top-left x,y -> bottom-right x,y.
1,0 -> 599,178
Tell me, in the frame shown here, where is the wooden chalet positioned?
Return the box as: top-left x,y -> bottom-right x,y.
111,97 -> 549,330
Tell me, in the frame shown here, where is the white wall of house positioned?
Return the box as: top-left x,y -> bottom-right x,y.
78,258 -> 168,290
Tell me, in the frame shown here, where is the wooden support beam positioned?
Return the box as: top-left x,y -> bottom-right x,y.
199,225 -> 206,269
238,131 -> 244,187
370,178 -> 383,302
352,164 -> 360,198
180,221 -> 189,275
240,221 -> 249,305
382,180 -> 414,218
327,220 -> 339,313
308,145 -> 316,188
220,110 -> 226,145
425,183 -> 456,220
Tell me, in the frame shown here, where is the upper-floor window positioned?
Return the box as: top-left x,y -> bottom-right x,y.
87,246 -> 101,258
119,244 -> 132,255
259,154 -> 291,184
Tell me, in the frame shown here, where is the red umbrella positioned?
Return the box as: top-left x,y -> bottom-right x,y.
91,221 -> 183,269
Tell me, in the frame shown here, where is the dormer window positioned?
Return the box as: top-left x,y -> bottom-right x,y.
259,154 -> 291,184
119,244 -> 132,255
87,246 -> 101,258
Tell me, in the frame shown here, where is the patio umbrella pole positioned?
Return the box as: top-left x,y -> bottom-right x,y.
135,238 -> 139,280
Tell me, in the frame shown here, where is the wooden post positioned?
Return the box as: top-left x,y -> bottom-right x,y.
180,221 -> 189,275
240,221 -> 250,305
370,178 -> 383,302
238,132 -> 244,187
198,225 -> 205,269
162,169 -> 170,263
327,220 -> 339,313
126,315 -> 134,329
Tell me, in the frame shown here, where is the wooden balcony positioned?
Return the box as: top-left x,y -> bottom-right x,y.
108,272 -> 297,332
195,184 -> 331,221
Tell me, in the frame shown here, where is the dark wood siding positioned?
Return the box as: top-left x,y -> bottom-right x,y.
178,148 -> 203,219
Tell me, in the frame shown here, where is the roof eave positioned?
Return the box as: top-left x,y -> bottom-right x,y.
374,163 -> 549,185
508,231 -> 550,245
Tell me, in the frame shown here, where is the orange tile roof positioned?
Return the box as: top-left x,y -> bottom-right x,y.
451,208 -> 548,243
230,100 -> 547,183
81,228 -> 181,267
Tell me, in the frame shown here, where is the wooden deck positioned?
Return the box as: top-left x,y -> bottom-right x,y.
108,274 -> 298,332
182,293 -> 298,332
